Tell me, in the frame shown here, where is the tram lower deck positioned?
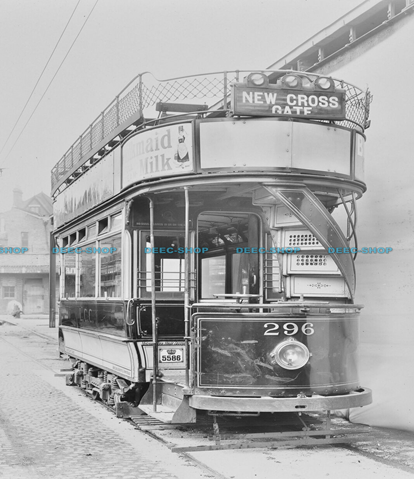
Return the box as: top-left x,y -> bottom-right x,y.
58,181 -> 372,423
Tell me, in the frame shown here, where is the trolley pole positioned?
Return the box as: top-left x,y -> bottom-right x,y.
149,197 -> 158,412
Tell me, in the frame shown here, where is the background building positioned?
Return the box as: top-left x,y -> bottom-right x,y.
0,187 -> 52,314
269,0 -> 414,431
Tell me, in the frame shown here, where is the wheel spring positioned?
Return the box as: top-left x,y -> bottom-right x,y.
108,376 -> 118,406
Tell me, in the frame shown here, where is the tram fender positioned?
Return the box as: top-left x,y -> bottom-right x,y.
115,401 -> 146,419
171,397 -> 197,424
140,382 -> 197,423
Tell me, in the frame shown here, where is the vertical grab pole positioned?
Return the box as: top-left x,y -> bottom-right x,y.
223,71 -> 228,110
149,197 -> 158,412
138,74 -> 143,111
49,231 -> 56,328
184,187 -> 190,387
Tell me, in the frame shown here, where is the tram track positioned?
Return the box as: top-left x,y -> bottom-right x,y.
59,374 -> 414,476
1,318 -> 58,345
0,329 -> 60,375
72,387 -> 229,479
0,325 -> 227,479
2,323 -> 414,478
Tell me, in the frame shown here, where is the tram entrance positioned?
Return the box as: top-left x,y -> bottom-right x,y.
198,212 -> 260,301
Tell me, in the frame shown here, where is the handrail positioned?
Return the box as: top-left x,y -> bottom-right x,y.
191,302 -> 363,310
51,69 -> 371,194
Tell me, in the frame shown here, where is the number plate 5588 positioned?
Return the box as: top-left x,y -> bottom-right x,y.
264,322 -> 314,336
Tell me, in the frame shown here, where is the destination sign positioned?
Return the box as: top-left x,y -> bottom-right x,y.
232,84 -> 346,120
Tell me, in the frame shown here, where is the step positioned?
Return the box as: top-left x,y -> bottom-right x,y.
138,404 -> 175,423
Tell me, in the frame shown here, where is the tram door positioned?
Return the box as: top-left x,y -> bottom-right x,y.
138,231 -> 187,338
198,212 -> 260,301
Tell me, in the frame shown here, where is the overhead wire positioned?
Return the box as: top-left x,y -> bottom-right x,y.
0,0 -> 81,162
0,0 -> 99,166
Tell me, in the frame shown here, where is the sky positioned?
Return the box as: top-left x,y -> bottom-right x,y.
0,0 -> 364,211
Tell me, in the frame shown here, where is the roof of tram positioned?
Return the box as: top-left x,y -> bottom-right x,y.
51,0 -> 412,199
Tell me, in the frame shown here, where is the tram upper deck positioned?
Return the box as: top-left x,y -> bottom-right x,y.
51,69 -> 371,203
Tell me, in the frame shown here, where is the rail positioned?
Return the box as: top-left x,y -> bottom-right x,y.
51,70 -> 372,193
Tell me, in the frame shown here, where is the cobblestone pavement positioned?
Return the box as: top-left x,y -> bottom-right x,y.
0,320 -> 210,479
2,316 -> 414,479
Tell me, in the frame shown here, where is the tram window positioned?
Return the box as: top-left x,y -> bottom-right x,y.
160,258 -> 185,291
69,233 -> 76,245
100,234 -> 122,297
201,256 -> 225,297
198,212 -> 260,300
78,228 -> 86,242
64,253 -> 76,298
79,246 -> 96,297
140,232 -> 185,296
232,253 -> 249,294
201,253 -> 250,298
88,224 -> 96,239
98,218 -> 109,235
110,213 -> 122,231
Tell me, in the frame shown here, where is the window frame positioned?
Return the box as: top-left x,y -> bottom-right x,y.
3,286 -> 16,299
138,230 -> 194,300
58,211 -> 124,300
197,211 -> 263,302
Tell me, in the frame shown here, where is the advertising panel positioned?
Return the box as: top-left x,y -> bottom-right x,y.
122,122 -> 194,188
199,119 -> 351,176
54,153 -> 116,228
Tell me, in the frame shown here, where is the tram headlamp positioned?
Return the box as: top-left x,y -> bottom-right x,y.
315,77 -> 335,91
246,73 -> 269,87
269,339 -> 310,370
282,74 -> 301,89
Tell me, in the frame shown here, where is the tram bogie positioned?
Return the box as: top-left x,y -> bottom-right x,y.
52,70 -> 372,424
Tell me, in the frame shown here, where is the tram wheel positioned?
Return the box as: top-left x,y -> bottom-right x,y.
91,389 -> 100,401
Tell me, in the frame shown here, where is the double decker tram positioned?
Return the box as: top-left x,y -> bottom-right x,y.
51,70 -> 372,428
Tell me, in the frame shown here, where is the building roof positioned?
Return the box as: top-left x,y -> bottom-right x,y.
267,0 -> 413,73
20,192 -> 52,216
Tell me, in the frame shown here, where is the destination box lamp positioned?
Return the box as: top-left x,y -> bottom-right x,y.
232,72 -> 345,120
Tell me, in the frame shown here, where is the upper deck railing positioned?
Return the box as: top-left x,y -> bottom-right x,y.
51,70 -> 372,195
